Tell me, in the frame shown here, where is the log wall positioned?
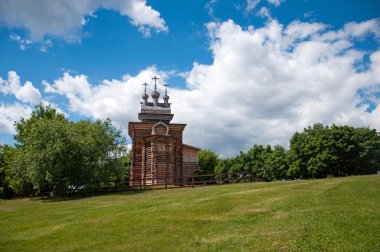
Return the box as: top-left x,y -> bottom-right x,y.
129,122 -> 186,186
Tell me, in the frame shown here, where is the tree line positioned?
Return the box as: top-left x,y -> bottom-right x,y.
198,123 -> 380,182
0,105 -> 129,198
1,105 -> 380,198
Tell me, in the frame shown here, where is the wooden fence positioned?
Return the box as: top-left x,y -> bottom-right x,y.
85,172 -> 262,193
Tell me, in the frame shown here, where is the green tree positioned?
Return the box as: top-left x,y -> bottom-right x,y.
10,104 -> 128,197
244,144 -> 268,179
215,158 -> 230,174
287,123 -> 380,179
197,149 -> 219,174
0,144 -> 16,198
214,144 -> 286,182
262,145 -> 288,181
14,104 -> 66,148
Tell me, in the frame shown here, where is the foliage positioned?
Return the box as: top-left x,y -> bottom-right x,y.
196,149 -> 219,175
0,144 -> 16,198
117,150 -> 131,183
263,145 -> 288,181
0,175 -> 379,251
13,104 -> 66,148
5,104 -> 380,196
215,144 -> 288,181
215,123 -> 380,181
287,123 -> 380,179
9,104 -> 128,197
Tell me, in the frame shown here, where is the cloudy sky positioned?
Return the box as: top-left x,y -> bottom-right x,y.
0,0 -> 379,157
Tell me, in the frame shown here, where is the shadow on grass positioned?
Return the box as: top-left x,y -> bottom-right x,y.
30,187 -> 147,203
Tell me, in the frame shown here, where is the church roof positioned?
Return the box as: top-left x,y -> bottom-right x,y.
138,75 -> 173,123
183,144 -> 201,151
140,103 -> 171,114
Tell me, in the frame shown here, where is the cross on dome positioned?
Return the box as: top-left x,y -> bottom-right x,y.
142,82 -> 148,94
140,76 -> 171,108
152,76 -> 159,91
163,83 -> 168,95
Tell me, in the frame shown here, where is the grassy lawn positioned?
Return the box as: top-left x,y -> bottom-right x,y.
0,175 -> 379,251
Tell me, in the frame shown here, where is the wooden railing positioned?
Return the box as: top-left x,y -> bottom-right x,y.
85,173 -> 262,193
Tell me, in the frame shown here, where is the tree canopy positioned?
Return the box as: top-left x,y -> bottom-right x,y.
287,123 -> 380,179
0,144 -> 16,198
215,124 -> 380,181
6,104 -> 128,197
197,149 -> 219,175
1,105 -> 379,198
215,145 -> 288,181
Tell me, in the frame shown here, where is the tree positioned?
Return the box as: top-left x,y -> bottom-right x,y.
0,144 -> 16,198
197,149 -> 219,174
263,145 -> 288,181
215,123 -> 379,182
245,144 -> 267,176
14,104 -> 66,148
10,104 -> 128,197
287,123 -> 380,179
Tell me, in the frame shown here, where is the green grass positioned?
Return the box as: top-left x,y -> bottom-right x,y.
1,175 -> 379,251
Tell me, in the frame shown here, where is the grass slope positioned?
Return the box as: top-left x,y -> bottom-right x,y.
0,175 -> 379,251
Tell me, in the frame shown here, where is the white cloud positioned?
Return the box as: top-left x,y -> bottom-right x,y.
0,0 -> 168,43
267,0 -> 285,7
3,18 -> 380,157
320,19 -> 380,42
246,0 -> 261,12
285,20 -> 326,40
205,0 -> 220,20
0,103 -> 32,134
176,18 -> 380,156
0,71 -> 42,105
43,67 -> 172,130
9,34 -> 32,50
258,6 -> 271,19
245,0 -> 285,14
38,39 -> 53,52
114,0 -> 168,35
43,73 -> 92,99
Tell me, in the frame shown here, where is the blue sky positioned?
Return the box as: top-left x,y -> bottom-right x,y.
0,0 -> 379,156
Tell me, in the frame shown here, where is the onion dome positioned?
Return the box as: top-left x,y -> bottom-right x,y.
142,82 -> 149,105
163,93 -> 169,101
163,83 -> 169,105
151,90 -> 160,99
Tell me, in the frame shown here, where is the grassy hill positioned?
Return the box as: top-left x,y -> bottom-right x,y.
1,175 -> 379,251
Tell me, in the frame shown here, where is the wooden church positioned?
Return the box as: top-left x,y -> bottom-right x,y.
128,76 -> 200,186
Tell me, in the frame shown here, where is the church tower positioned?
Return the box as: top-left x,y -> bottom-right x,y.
128,76 -> 200,186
